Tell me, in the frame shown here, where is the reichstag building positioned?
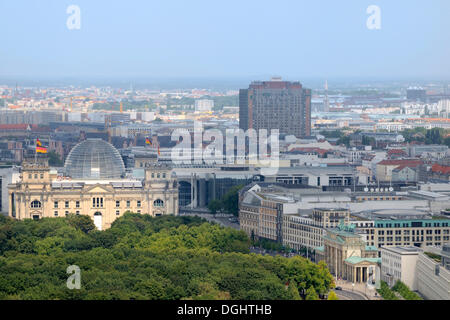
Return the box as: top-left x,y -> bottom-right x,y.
8,139 -> 178,230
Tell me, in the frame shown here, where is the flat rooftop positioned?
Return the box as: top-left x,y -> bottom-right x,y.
409,190 -> 449,200
381,246 -> 421,255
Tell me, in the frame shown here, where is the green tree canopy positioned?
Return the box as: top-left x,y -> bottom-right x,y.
207,200 -> 222,215
0,213 -> 334,300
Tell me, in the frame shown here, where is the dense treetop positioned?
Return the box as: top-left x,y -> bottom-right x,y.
0,213 -> 334,300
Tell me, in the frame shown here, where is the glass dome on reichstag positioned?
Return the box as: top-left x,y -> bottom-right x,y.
64,139 -> 126,179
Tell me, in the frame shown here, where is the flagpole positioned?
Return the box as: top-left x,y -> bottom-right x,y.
34,139 -> 37,164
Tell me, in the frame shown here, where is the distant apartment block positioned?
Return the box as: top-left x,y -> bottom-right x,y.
195,99 -> 214,112
409,144 -> 448,160
407,88 -> 427,102
239,78 -> 311,138
376,159 -> 423,182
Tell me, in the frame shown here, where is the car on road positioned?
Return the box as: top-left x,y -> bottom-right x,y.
335,287 -> 342,291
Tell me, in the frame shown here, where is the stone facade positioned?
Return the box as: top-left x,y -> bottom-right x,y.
322,225 -> 380,283
8,158 -> 178,230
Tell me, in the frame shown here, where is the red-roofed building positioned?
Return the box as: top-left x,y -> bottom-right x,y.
430,164 -> 450,181
376,159 -> 423,182
387,149 -> 408,159
0,124 -> 50,138
0,124 -> 32,131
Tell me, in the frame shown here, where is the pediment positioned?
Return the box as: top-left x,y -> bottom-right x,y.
85,184 -> 112,194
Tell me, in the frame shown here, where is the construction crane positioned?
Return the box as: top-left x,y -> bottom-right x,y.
104,98 -> 124,143
67,96 -> 88,112
105,114 -> 112,144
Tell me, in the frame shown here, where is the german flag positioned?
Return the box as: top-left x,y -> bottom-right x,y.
36,146 -> 47,154
157,145 -> 161,156
145,137 -> 152,145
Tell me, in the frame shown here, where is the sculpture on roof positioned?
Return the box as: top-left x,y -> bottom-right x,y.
338,219 -> 356,233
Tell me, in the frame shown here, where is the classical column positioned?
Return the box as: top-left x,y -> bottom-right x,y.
365,267 -> 369,283
9,193 -> 13,217
192,174 -> 198,208
199,178 -> 206,207
190,173 -> 194,209
212,173 -> 216,201
335,246 -> 338,277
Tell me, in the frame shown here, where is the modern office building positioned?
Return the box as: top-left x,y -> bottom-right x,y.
409,144 -> 448,159
239,78 -> 311,138
239,190 -> 286,242
380,246 -> 421,290
195,99 -> 214,112
416,245 -> 450,300
239,184 -> 354,250
260,165 -> 356,189
0,166 -> 20,215
283,214 -> 324,252
312,208 -> 350,229
371,219 -> 450,248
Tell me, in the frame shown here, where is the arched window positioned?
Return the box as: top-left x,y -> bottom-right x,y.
31,200 -> 41,208
153,199 -> 164,207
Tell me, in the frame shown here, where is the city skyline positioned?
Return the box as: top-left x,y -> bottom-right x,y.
1,0 -> 450,305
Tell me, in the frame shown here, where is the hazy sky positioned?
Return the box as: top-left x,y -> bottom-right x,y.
0,0 -> 449,80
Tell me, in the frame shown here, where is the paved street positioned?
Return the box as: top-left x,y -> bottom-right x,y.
334,289 -> 367,300
179,211 -> 240,230
335,280 -> 382,300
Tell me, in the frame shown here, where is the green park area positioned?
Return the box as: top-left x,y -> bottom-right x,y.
0,213 -> 334,300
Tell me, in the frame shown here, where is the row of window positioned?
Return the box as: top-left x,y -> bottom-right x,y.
379,243 -> 445,247
54,210 -> 147,217
378,229 -> 449,235
51,199 -> 165,209
54,211 -> 79,217
54,201 -> 80,209
379,236 -> 450,242
151,172 -> 167,179
358,197 -> 401,201
28,173 -> 44,180
378,222 -> 450,228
